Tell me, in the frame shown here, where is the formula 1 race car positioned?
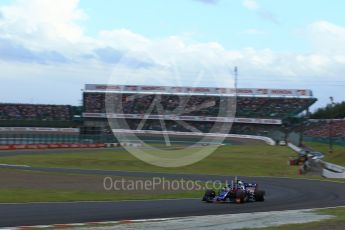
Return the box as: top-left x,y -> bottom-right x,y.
202,177 -> 265,204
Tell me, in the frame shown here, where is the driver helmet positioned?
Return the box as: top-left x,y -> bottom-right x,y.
237,180 -> 245,188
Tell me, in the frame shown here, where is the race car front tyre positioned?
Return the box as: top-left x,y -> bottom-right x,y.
202,189 -> 216,202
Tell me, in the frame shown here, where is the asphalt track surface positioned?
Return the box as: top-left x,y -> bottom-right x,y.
0,150 -> 345,227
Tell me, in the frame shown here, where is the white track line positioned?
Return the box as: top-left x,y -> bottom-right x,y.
0,164 -> 30,168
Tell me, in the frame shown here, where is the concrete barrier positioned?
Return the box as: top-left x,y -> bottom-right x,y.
287,143 -> 303,154
111,129 -> 276,146
321,161 -> 345,178
323,161 -> 345,173
322,168 -> 345,179
288,143 -> 345,178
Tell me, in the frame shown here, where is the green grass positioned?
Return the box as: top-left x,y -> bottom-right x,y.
0,188 -> 202,203
1,144 -> 343,204
245,207 -> 345,230
0,144 -> 314,203
305,142 -> 345,166
0,145 -> 300,177
0,168 -> 212,203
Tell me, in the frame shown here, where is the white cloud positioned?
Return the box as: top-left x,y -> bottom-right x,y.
242,0 -> 278,24
0,0 -> 344,107
98,29 -> 150,51
0,0 -> 88,55
306,21 -> 345,54
242,0 -> 259,10
334,55 -> 345,64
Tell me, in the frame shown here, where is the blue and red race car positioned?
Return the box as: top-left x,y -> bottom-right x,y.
202,177 -> 265,204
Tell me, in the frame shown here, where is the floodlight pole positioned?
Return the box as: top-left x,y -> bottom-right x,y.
234,66 -> 238,90
329,97 -> 335,154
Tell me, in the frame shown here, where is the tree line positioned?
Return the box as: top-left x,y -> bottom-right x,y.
311,101 -> 345,119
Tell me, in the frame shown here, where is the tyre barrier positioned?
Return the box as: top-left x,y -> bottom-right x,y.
104,142 -> 144,148
120,142 -> 143,147
104,143 -> 120,148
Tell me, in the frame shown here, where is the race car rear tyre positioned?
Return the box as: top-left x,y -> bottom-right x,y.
255,190 -> 265,202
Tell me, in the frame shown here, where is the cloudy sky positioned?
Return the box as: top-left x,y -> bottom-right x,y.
0,0 -> 344,109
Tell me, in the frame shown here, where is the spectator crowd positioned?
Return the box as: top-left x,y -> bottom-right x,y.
84,92 -> 314,119
304,119 -> 345,140
0,103 -> 73,121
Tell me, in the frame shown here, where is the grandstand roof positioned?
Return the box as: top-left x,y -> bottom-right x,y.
84,84 -> 314,98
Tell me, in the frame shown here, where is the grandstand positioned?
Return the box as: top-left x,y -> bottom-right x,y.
0,103 -> 81,128
0,103 -> 81,144
0,103 -> 71,121
304,119 -> 345,141
0,84 -> 318,145
82,84 -> 317,144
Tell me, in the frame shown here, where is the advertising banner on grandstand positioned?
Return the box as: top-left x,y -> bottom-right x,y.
83,113 -> 282,125
84,84 -> 313,97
